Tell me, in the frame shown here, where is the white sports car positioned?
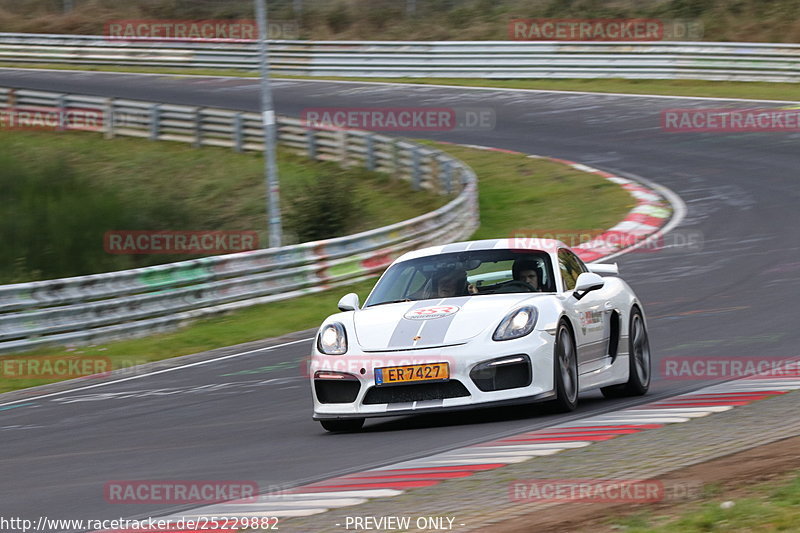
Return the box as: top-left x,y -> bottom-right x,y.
310,238 -> 651,432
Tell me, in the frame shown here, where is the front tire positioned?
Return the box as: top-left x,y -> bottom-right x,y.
601,307 -> 651,398
320,418 -> 365,433
548,320 -> 579,412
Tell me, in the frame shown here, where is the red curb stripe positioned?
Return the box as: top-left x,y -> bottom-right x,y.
596,230 -> 647,243
477,426 -> 662,446
362,464 -> 507,475
546,424 -> 665,430
496,435 -> 618,443
625,213 -> 665,226
342,471 -> 475,481
684,391 -> 783,396
299,480 -> 441,491
636,404 -> 738,410
486,430 -> 641,442
643,396 -> 779,405
661,395 -> 776,402
522,428 -> 642,436
655,397 -> 763,403
684,391 -> 789,397
621,184 -> 650,193
680,390 -> 780,399
648,401 -> 754,407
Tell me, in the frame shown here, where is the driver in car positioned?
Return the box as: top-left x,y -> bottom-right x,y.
512,259 -> 542,291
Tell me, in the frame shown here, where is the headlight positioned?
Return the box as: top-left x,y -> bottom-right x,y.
317,322 -> 347,355
493,306 -> 538,341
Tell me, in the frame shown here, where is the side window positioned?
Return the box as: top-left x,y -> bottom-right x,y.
558,249 -> 586,291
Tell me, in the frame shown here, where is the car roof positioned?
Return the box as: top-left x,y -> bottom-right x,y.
395,238 -> 569,263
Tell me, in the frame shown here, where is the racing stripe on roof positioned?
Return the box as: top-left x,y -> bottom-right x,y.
466,239 -> 500,250
441,242 -> 472,253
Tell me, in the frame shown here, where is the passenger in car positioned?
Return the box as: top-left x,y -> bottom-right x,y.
435,268 -> 470,297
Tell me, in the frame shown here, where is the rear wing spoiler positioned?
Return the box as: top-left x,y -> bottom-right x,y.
587,262 -> 619,276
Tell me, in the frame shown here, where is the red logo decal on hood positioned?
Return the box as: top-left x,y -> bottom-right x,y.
404,305 -> 460,320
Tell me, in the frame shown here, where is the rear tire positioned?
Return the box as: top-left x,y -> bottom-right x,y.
320,418 -> 365,433
601,307 -> 651,398
548,320 -> 579,412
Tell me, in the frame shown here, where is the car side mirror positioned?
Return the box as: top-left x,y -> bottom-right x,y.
337,293 -> 360,312
573,272 -> 605,300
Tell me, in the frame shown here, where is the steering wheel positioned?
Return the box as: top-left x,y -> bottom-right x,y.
495,280 -> 537,293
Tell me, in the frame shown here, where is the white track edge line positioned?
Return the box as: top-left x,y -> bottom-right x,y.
0,337 -> 313,408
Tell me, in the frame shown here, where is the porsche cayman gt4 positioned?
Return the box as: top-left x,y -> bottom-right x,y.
310,238 -> 651,432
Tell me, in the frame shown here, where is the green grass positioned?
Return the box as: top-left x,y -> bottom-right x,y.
607,470 -> 800,532
3,0 -> 800,43
423,142 -> 635,240
0,129 -> 446,282
0,139 -> 634,394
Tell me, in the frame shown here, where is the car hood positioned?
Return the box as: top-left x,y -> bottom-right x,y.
354,294 -> 545,351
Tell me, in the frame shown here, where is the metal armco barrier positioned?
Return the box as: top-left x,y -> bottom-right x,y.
0,87 -> 479,353
1,33 -> 800,81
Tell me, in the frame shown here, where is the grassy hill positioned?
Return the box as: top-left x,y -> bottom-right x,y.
1,0 -> 799,42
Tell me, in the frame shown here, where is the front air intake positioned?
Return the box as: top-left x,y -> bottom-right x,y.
470,354 -> 532,392
314,372 -> 361,404
363,380 -> 470,404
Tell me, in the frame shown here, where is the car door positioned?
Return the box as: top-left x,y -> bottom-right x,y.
558,249 -> 611,375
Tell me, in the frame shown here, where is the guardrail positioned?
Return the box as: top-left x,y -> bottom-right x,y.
0,87 -> 479,353
1,33 -> 800,81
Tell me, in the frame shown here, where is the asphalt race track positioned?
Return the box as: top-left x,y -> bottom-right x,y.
1,70 -> 798,529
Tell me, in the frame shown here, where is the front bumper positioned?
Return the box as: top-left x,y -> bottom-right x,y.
311,330 -> 556,420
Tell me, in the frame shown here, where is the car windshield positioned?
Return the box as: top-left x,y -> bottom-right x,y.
364,250 -> 555,307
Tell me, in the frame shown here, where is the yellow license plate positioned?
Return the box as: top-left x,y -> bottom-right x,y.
375,362 -> 450,386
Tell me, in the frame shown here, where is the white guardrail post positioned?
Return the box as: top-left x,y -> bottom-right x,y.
1,34 -> 800,81
0,87 -> 479,353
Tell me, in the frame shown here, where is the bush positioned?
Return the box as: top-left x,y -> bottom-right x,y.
325,2 -> 352,33
0,151 -> 200,282
284,169 -> 365,243
0,154 -> 124,281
